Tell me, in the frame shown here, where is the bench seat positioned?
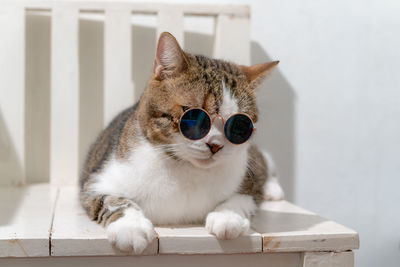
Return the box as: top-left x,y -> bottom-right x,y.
0,184 -> 358,258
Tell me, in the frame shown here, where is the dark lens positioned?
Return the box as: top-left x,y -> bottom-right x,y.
180,109 -> 211,140
224,114 -> 253,144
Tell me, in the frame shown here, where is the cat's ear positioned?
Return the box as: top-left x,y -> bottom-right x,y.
240,61 -> 279,84
153,32 -> 188,80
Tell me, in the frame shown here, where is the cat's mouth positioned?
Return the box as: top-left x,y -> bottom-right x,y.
190,156 -> 217,168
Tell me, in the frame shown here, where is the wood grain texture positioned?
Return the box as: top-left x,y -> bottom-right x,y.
252,201 -> 359,252
157,225 -> 261,254
0,184 -> 57,257
302,251 -> 354,267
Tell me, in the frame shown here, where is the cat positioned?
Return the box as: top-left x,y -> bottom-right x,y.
79,32 -> 284,254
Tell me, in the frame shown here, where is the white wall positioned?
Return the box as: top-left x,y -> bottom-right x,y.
225,0 -> 400,266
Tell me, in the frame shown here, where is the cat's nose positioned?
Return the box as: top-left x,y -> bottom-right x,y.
206,143 -> 224,154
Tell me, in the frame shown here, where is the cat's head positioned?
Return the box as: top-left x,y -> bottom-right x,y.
137,32 -> 278,169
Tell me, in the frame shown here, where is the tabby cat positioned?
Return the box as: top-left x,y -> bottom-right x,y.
80,32 -> 284,254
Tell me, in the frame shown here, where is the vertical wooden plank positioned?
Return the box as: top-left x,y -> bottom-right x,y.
213,14 -> 250,65
79,15 -> 104,176
104,8 -> 133,126
156,6 -> 184,46
302,252 -> 354,267
50,7 -> 79,185
25,11 -> 51,184
0,6 -> 25,186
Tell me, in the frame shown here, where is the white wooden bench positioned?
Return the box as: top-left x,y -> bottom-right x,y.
0,1 -> 358,266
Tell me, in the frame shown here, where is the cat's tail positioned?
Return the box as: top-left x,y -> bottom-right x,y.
261,151 -> 285,201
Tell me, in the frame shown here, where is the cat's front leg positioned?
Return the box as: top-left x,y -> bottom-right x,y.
205,194 -> 256,240
81,193 -> 156,254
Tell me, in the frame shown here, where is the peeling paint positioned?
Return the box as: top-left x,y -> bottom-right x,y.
272,241 -> 281,249
263,236 -> 274,247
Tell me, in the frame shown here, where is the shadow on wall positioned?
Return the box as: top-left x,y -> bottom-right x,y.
19,14 -> 296,201
251,43 -> 296,201
0,110 -> 24,186
0,110 -> 26,224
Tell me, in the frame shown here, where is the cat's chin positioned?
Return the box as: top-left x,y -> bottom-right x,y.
188,156 -> 220,169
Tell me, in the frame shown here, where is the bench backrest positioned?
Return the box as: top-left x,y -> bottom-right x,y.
0,1 -> 250,186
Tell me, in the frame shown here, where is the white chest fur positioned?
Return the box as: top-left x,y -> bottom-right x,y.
90,140 -> 249,225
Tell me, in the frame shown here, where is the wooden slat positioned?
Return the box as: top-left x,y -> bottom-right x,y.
213,13 -> 250,65
51,186 -> 157,256
50,186 -> 359,256
0,6 -> 25,186
55,188 -> 358,255
0,184 -> 57,257
156,6 -> 184,47
104,8 -> 134,126
302,251 -> 354,267
0,253 -> 301,266
8,2 -> 249,17
156,226 -> 262,254
25,10 -> 51,184
50,186 -> 261,256
0,185 -> 358,257
251,201 -> 359,252
50,7 -> 79,185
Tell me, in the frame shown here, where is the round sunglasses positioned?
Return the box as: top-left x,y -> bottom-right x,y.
179,108 -> 255,145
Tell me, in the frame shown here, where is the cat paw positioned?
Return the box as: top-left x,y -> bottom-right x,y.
106,208 -> 156,254
205,211 -> 249,240
264,179 -> 284,201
